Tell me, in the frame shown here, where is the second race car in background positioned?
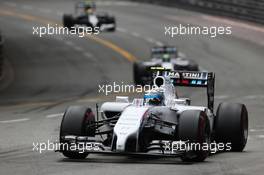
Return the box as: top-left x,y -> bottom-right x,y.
63,1 -> 116,32
133,46 -> 199,85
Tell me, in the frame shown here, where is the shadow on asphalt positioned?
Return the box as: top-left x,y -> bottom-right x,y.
57,151 -> 252,165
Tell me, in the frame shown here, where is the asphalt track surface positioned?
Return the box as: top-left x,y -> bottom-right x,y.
0,0 -> 264,174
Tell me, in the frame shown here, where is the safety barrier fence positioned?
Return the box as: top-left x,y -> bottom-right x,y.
129,0 -> 264,24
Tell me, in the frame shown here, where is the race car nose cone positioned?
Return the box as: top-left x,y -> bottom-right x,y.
114,106 -> 149,152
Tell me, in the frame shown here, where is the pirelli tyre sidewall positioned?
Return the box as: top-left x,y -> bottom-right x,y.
214,102 -> 248,152
60,106 -> 95,159
178,110 -> 210,162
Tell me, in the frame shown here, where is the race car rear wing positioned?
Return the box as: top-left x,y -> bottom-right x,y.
151,67 -> 215,112
151,46 -> 178,55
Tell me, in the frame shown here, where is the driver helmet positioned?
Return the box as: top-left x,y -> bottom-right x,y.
84,1 -> 96,14
162,54 -> 170,62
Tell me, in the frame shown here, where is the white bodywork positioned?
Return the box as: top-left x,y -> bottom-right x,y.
88,15 -> 115,30
114,106 -> 149,151
89,14 -> 99,27
100,79 -> 214,152
101,102 -> 130,112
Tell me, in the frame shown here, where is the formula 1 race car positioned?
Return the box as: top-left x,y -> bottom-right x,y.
133,46 -> 199,85
63,1 -> 116,32
58,68 -> 248,162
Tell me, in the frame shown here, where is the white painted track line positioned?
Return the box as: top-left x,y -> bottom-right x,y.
46,113 -> 64,118
0,118 -> 30,124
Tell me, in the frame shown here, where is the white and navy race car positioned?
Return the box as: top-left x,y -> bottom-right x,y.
133,46 -> 199,85
63,1 -> 116,32
58,69 -> 248,162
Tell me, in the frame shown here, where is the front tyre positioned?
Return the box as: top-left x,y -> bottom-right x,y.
214,103 -> 248,152
133,62 -> 146,85
107,17 -> 116,32
63,14 -> 74,29
60,106 -> 95,159
188,64 -> 199,71
178,110 -> 211,162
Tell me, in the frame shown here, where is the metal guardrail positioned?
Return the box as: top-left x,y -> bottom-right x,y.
129,0 -> 264,24
0,32 -> 4,78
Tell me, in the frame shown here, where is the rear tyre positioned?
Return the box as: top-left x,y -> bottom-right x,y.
60,106 -> 95,159
215,103 -> 248,152
107,17 -> 116,32
133,62 -> 146,85
178,110 -> 210,162
188,63 -> 199,71
63,14 -> 74,29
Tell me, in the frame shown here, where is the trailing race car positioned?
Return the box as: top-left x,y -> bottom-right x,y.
133,46 -> 199,85
63,1 -> 116,32
58,68 -> 248,162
